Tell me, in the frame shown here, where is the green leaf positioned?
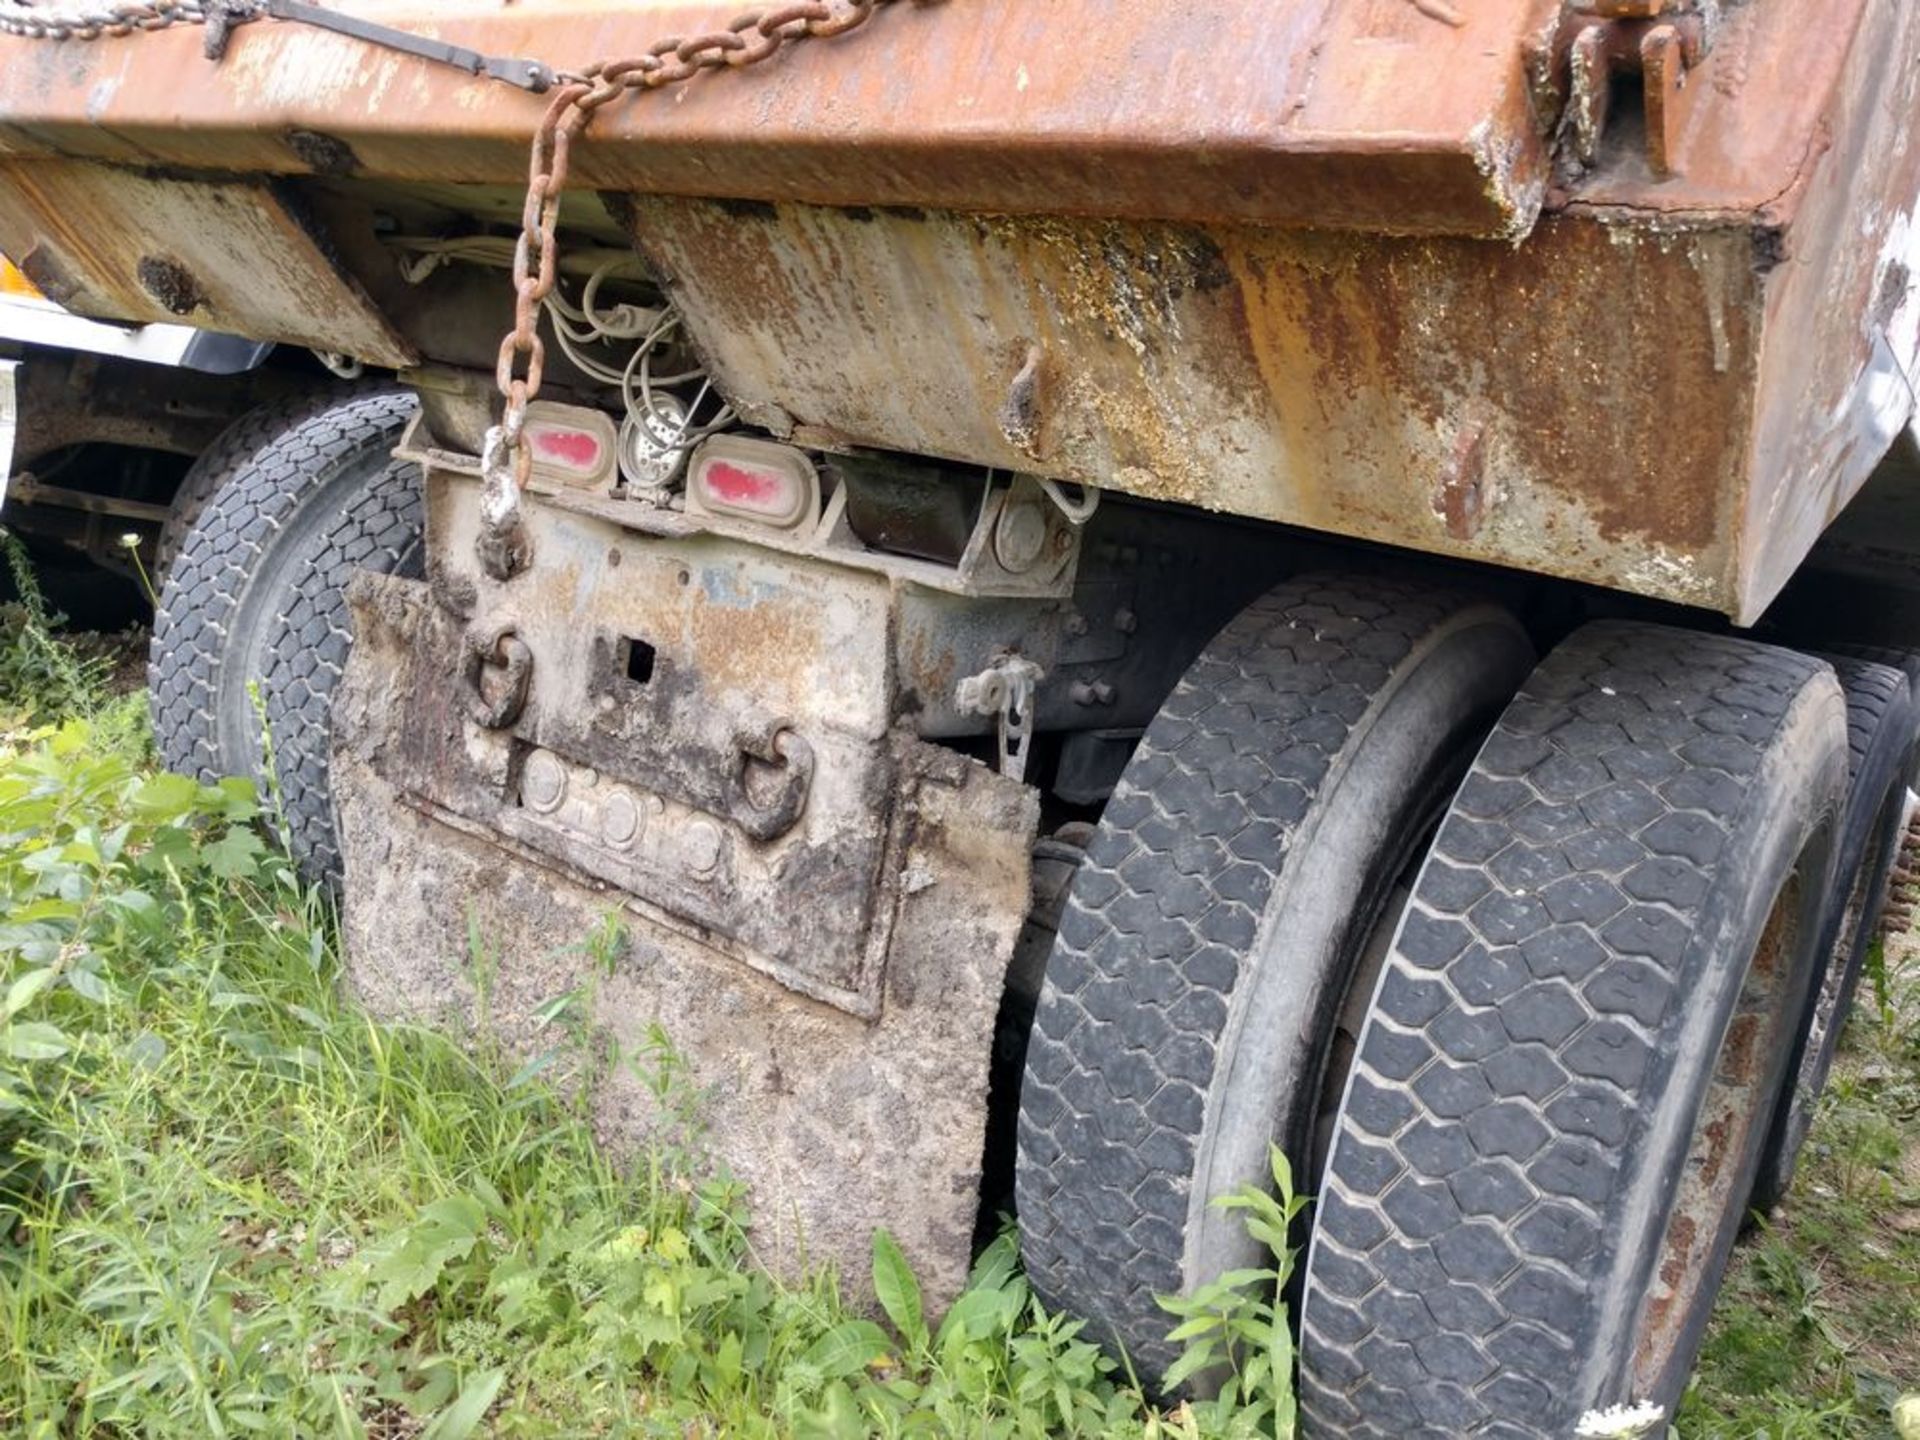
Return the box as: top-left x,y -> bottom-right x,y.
504,1050 -> 561,1090
936,1286 -> 1014,1350
1268,1145 -> 1296,1203
130,771 -> 200,820
203,826 -> 265,880
367,1194 -> 488,1311
104,888 -> 158,918
1269,1313 -> 1297,1440
871,1229 -> 927,1353
967,1229 -> 1021,1294
9,897 -> 80,924
127,1030 -> 168,1070
800,1319 -> 892,1381
422,1369 -> 503,1440
65,964 -> 109,1003
5,965 -> 57,1017
1163,1314 -> 1223,1344
714,1330 -> 744,1390
212,776 -> 261,820
1158,1340 -> 1220,1393
3,1020 -> 69,1059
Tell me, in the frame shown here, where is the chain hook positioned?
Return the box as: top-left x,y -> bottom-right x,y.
477,424 -> 533,580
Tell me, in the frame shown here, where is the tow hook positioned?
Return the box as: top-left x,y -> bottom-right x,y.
463,626 -> 533,728
727,726 -> 815,841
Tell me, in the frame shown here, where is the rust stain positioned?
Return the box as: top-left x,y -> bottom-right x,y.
0,0 -> 1900,622
1695,1105 -> 1736,1189
0,157 -> 416,366
0,0 -> 1556,237
1718,1013 -> 1761,1086
684,565 -> 821,702
640,195 -> 1758,609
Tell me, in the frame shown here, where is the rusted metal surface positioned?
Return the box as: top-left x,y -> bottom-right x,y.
7,346 -> 271,464
414,469 -> 913,1016
0,0 -> 1558,238
1882,809 -> 1920,938
1555,3 -> 1708,179
0,158 -> 416,367
1731,0 -> 1920,623
1631,863 -> 1811,1388
0,0 -> 1912,619
634,196 -> 1764,612
1564,0 -> 1873,216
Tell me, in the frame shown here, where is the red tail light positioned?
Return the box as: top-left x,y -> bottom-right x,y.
521,403 -> 618,489
687,436 -> 820,530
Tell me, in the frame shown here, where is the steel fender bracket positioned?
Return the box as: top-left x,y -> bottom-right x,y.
0,158 -> 415,368
1555,4 -> 1710,179
330,567 -> 1039,1311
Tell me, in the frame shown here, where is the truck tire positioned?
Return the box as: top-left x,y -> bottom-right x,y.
1749,654 -> 1915,1214
1015,575 -> 1535,1383
155,383 -> 394,576
1298,623 -> 1846,1439
149,392 -> 421,882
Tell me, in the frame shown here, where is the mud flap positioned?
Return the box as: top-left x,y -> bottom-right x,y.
332,566 -> 1037,1309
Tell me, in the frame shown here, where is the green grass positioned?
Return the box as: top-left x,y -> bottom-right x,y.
0,578 -> 1916,1439
1678,937 -> 1920,1439
0,596 -> 1300,1438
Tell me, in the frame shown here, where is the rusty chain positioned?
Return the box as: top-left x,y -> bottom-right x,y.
478,0 -> 938,577
0,0 -> 209,40
0,0 -> 935,577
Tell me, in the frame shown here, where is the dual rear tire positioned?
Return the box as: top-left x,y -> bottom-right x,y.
1016,576 -> 1863,1434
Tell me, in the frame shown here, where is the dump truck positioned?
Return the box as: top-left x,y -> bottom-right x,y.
3,0 -> 1919,1432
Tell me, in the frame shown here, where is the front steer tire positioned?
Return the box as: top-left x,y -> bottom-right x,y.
149,392 -> 422,883
1015,574 -> 1536,1383
1297,623 -> 1847,1438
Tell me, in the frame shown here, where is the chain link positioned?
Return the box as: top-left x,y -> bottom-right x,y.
0,0 -> 205,40
477,0 -> 936,577
2,0 -> 936,577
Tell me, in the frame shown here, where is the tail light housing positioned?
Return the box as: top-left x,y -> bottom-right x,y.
687,435 -> 821,531
520,402 -> 619,490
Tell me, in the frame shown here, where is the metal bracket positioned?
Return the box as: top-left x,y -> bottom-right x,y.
957,655 -> 1044,784
1553,0 -> 1717,179
726,726 -> 816,842
463,626 -> 533,728
262,0 -> 556,91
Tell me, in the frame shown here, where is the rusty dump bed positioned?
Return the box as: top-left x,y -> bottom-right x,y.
1,0 -> 1918,620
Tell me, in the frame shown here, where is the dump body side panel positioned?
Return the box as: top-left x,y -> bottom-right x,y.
0,0 -> 1558,237
638,199 -> 1761,611
1734,0 -> 1920,620
0,0 -> 1911,621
